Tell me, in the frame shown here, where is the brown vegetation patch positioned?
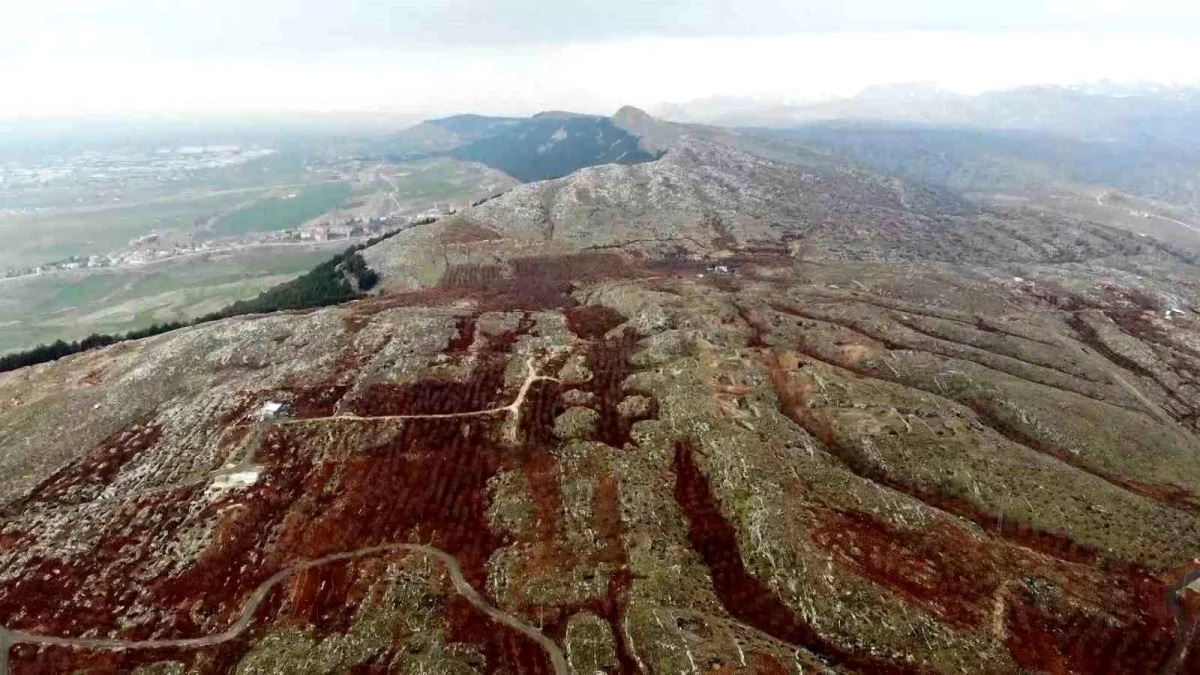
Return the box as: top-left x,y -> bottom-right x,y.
517,376 -> 566,546
1066,314 -> 1156,380
342,313 -> 372,335
354,252 -> 709,317
565,305 -> 628,339
672,440 -> 929,674
272,384 -> 352,419
150,430 -> 316,633
440,264 -> 504,290
80,366 -> 107,386
577,328 -> 651,448
0,484 -> 205,639
5,421 -> 162,511
272,415 -> 507,591
736,305 -> 769,348
811,510 -> 1000,628
1004,580 -> 1176,673
446,316 -> 477,353
349,359 -> 508,417
751,653 -> 790,675
482,313 -> 535,353
281,557 -> 376,635
593,474 -> 626,567
439,220 -> 503,245
443,594 -> 555,674
1106,309 -> 1176,348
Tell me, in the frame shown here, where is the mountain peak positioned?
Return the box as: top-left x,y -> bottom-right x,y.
613,105 -> 652,120
612,105 -> 679,153
531,110 -> 598,120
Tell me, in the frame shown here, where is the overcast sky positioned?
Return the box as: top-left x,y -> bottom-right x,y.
3,0 -> 1200,118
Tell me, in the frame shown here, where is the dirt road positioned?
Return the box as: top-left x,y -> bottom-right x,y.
0,543 -> 567,675
1162,564 -> 1200,675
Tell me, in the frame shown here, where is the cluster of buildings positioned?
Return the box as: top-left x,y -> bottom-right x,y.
4,243 -> 222,278
2,211 -> 440,280
299,208 -> 451,242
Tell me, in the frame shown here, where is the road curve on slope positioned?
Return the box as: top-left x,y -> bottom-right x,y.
0,543 -> 568,675
1162,564 -> 1200,675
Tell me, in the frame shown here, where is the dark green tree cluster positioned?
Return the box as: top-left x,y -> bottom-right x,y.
0,227 -> 411,373
0,323 -> 183,373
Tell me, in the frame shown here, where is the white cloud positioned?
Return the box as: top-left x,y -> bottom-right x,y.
1,3 -> 1199,118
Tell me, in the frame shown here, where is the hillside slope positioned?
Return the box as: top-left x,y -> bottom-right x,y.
2,111 -> 1199,674
767,122 -> 1200,215
362,132 -> 1193,290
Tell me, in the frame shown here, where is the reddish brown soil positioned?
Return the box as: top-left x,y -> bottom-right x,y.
517,376 -> 566,545
672,441 -> 929,674
575,328 -> 652,448
350,359 -> 509,417
6,421 -> 162,511
444,594 -> 554,674
272,384 -> 352,418
10,643 -> 249,675
446,316 -> 477,353
150,428 -> 317,633
439,221 -> 503,245
1004,581 -> 1176,674
441,264 -> 504,289
0,484 -> 205,639
342,313 -> 372,335
282,558 -> 363,634
352,252 -> 709,318
811,509 -> 1000,628
9,575 -> 287,674
482,312 -> 536,353
737,305 -> 769,348
565,305 -> 628,339
752,653 -> 791,675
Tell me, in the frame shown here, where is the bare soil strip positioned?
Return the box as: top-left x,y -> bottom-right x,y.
0,543 -> 568,675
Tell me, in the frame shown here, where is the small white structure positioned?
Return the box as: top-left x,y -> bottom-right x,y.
258,401 -> 288,421
206,467 -> 263,498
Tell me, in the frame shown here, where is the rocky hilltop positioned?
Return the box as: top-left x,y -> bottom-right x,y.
1,110 -> 1199,674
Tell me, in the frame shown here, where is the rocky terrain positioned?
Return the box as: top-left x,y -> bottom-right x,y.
1,111 -> 1199,674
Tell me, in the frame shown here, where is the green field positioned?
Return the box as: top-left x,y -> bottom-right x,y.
0,246 -> 336,353
388,159 -> 513,203
207,183 -> 352,237
0,191 -> 265,271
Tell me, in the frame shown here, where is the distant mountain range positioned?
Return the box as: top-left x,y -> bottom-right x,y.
656,84 -> 1200,212
656,83 -> 1200,147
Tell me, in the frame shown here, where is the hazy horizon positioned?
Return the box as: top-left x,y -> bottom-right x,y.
2,1 -> 1200,120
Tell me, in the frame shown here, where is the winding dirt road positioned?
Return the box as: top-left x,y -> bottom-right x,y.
0,543 -> 568,675
0,361 -> 571,674
267,360 -> 559,433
